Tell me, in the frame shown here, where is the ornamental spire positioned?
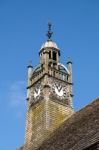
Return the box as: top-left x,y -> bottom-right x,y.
46,22 -> 53,41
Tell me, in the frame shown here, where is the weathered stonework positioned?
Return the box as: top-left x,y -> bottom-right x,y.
17,25 -> 73,150
25,100 -> 73,150
24,74 -> 73,150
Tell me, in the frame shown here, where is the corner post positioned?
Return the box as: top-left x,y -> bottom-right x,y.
67,58 -> 73,108
27,62 -> 33,101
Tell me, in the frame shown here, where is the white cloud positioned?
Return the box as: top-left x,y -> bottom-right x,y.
9,81 -> 26,107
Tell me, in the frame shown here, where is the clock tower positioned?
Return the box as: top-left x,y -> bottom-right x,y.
25,23 -> 74,150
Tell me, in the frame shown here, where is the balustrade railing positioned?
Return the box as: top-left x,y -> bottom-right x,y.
31,66 -> 68,84
48,67 -> 68,82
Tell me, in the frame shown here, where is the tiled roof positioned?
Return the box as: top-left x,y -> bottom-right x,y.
37,98 -> 99,150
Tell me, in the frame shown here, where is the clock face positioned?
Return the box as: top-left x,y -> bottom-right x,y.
32,85 -> 42,102
34,88 -> 41,98
52,83 -> 69,99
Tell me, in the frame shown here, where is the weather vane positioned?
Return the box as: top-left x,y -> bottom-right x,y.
46,22 -> 53,41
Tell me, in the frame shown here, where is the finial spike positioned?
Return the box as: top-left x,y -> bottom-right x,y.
27,60 -> 33,68
67,57 -> 72,64
46,22 -> 53,41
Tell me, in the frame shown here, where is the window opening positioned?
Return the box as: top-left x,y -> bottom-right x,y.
49,51 -> 51,59
53,52 -> 57,61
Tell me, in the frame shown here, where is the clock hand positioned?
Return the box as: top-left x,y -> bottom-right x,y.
56,85 -> 59,89
35,88 -> 38,93
58,86 -> 62,92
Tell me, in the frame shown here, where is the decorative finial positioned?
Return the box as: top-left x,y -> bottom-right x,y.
27,60 -> 33,68
46,22 -> 53,41
67,57 -> 72,64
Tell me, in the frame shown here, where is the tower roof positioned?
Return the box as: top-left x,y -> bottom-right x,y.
40,40 -> 59,50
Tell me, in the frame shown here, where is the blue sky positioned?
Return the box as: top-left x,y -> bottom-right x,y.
0,0 -> 99,150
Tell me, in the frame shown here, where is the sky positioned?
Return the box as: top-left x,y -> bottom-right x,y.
0,0 -> 99,150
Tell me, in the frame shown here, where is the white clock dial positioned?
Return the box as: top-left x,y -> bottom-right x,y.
54,85 -> 64,96
52,83 -> 69,99
34,88 -> 41,98
33,85 -> 42,101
